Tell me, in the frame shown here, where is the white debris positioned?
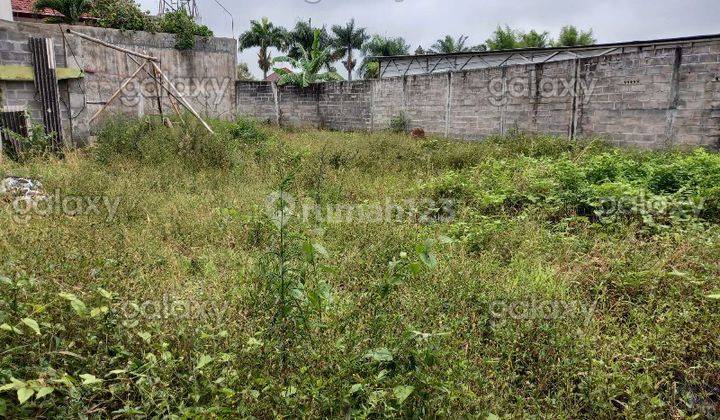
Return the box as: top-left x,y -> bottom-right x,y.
1,176 -> 47,202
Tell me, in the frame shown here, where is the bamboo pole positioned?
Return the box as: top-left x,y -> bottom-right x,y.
66,29 -> 159,62
151,64 -> 165,117
150,62 -> 214,134
88,60 -> 148,123
126,54 -> 183,122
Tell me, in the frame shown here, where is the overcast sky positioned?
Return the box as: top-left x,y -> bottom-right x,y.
139,0 -> 719,78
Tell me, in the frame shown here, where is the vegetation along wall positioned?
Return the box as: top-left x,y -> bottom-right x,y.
0,20 -> 237,145
237,39 -> 720,149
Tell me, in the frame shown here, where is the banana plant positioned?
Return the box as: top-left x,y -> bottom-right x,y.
272,30 -> 342,87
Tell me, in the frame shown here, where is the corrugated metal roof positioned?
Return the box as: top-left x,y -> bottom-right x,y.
374,33 -> 720,78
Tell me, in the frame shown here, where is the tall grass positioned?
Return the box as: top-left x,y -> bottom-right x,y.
0,117 -> 718,417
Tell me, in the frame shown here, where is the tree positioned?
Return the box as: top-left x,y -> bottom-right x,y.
359,35 -> 410,79
273,30 -> 343,87
159,9 -> 213,50
287,20 -> 332,60
414,45 -> 426,55
33,0 -> 91,24
330,19 -> 369,82
519,29 -> 550,48
430,35 -> 471,54
555,26 -> 596,47
90,0 -> 156,31
239,17 -> 287,80
236,63 -> 255,81
485,25 -> 520,50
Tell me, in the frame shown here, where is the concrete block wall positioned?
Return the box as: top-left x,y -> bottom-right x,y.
276,84 -> 321,128
235,80 -> 375,131
235,81 -> 276,123
1,20 -> 237,144
0,22 -> 73,139
238,38 -> 720,150
577,46 -> 677,148
318,80 -> 373,131
674,43 -> 720,148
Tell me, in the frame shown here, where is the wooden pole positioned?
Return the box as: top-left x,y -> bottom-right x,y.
151,62 -> 214,134
125,55 -> 184,122
66,29 -> 159,62
89,60 -> 148,124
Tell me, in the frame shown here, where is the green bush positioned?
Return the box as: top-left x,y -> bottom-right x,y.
90,0 -> 157,32
225,118 -> 269,145
158,10 -> 213,50
389,112 -> 409,134
93,115 -> 245,170
421,141 -> 720,230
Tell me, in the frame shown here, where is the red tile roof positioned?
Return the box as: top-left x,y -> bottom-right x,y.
265,67 -> 293,82
12,0 -> 62,16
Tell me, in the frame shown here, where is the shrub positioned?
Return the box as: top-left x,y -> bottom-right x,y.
389,113 -> 409,134
159,10 -> 213,50
226,118 -> 269,145
90,0 -> 157,32
1,120 -> 57,162
93,115 -> 245,170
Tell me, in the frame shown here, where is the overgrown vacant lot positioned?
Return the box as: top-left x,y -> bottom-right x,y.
1,117 -> 719,417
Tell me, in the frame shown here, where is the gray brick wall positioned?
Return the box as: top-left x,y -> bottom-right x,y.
318,81 -> 373,131
236,38 -> 720,150
1,20 -> 237,144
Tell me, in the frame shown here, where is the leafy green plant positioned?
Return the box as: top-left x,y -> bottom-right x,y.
159,10 -> 213,50
2,119 -> 57,162
272,30 -> 343,87
257,161 -> 334,371
389,113 -> 409,134
359,35 -> 410,79
90,0 -> 157,32
33,0 -> 90,24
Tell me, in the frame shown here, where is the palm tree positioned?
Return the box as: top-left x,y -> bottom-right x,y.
287,20 -> 334,70
238,17 -> 287,80
33,0 -> 90,24
485,25 -> 520,50
519,30 -> 551,48
330,19 -> 369,82
359,35 -> 410,79
430,35 -> 470,54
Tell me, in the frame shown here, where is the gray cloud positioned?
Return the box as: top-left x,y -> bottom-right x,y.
138,0 -> 720,78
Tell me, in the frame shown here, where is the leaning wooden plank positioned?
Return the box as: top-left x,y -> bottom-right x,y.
89,60 -> 149,124
66,29 -> 159,62
151,62 -> 215,134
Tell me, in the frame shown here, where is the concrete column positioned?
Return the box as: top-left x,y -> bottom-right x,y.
0,0 -> 13,21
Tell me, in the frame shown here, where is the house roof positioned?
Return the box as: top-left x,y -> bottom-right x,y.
265,68 -> 293,82
12,0 -> 62,17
